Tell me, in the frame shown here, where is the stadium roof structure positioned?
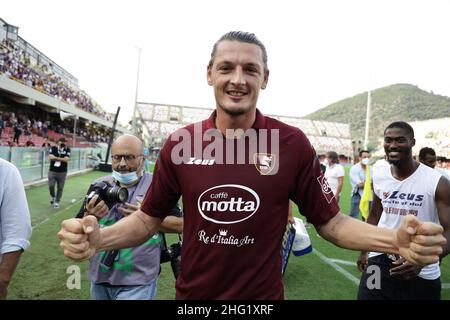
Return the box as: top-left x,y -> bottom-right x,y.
136,102 -> 353,156
0,74 -> 129,134
370,117 -> 450,159
1,17 -> 78,87
410,118 -> 450,158
0,16 -> 130,135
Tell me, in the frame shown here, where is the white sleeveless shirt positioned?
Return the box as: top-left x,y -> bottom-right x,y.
370,162 -> 442,280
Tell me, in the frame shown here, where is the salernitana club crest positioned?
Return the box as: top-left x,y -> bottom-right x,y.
253,153 -> 277,175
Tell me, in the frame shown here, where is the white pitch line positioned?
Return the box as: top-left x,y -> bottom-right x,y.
329,258 -> 357,267
317,252 -> 450,290
32,198 -> 84,229
313,249 -> 360,285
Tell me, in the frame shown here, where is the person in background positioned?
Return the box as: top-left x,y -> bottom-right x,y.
357,122 -> 450,300
78,134 -> 182,300
419,147 -> 449,180
48,137 -> 70,209
0,158 -> 32,299
349,150 -> 372,219
324,151 -> 345,207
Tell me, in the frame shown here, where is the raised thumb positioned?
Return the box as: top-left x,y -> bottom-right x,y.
404,215 -> 420,235
82,215 -> 97,234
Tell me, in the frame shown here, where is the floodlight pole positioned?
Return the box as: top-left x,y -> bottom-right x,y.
72,116 -> 78,148
132,46 -> 142,135
363,89 -> 371,150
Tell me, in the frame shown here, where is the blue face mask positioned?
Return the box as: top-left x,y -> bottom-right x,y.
112,170 -> 139,185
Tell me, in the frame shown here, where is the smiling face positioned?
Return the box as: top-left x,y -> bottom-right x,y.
383,127 -> 415,165
207,40 -> 269,117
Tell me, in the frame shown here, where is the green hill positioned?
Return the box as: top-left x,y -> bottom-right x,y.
305,84 -> 450,150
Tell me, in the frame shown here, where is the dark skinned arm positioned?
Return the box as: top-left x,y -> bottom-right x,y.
436,176 -> 450,259
0,250 -> 23,299
357,192 -> 383,271
390,176 -> 450,280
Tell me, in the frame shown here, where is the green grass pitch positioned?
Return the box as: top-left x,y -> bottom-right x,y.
8,167 -> 450,299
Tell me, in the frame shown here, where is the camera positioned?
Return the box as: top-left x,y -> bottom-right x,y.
74,181 -> 129,269
160,241 -> 182,279
85,181 -> 128,209
99,249 -> 120,271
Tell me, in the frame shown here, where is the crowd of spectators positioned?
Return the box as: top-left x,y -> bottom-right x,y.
0,39 -> 112,121
0,110 -> 110,148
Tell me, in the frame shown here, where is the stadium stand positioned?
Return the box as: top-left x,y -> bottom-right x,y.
410,118 -> 450,159
0,16 -> 130,149
1,16 -> 352,158
136,102 -> 353,157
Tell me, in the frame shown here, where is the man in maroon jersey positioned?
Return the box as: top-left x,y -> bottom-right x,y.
58,31 -> 446,299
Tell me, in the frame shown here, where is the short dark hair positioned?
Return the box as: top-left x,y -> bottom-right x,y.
419,147 -> 436,160
359,150 -> 370,157
208,31 -> 268,69
384,121 -> 415,138
326,151 -> 339,164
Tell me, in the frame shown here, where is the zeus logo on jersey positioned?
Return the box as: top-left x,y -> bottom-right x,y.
187,157 -> 215,165
197,184 -> 260,224
387,191 -> 424,202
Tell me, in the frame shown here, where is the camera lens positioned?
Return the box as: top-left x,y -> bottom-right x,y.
105,186 -> 128,204
117,188 -> 128,202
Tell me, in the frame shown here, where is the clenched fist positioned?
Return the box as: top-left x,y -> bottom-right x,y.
57,215 -> 101,261
394,215 -> 446,266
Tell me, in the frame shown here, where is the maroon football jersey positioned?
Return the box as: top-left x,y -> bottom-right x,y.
141,109 -> 339,299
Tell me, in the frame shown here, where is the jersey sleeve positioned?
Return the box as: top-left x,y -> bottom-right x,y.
1,164 -> 32,254
140,139 -> 182,219
290,134 -> 340,226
